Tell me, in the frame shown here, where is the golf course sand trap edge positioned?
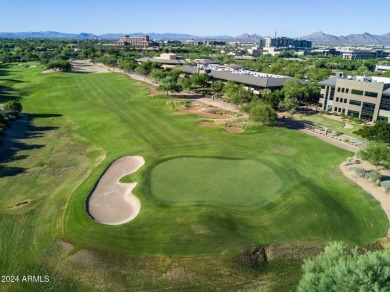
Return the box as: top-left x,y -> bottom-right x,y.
87,156 -> 145,225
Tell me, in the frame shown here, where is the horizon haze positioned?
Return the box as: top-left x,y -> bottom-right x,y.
1,0 -> 390,37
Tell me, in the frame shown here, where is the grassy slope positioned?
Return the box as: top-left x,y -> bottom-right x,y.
0,63 -> 387,291
296,113 -> 364,138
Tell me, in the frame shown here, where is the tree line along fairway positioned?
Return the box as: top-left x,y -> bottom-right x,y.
0,62 -> 387,290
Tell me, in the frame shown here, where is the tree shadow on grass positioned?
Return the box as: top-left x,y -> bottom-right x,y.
282,117 -> 315,130
0,84 -> 20,103
0,113 -> 59,178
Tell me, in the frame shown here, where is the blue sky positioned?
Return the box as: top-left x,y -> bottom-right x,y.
0,0 -> 389,37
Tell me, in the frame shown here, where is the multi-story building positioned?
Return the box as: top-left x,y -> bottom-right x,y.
205,40 -> 226,46
319,74 -> 390,122
259,37 -> 312,49
340,49 -> 384,60
117,35 -> 158,48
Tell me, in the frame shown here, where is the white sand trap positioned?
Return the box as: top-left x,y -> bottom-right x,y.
88,156 -> 145,225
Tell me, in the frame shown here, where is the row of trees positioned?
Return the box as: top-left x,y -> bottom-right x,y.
0,101 -> 23,144
2,38 -> 390,79
45,60 -> 71,71
135,63 -> 320,126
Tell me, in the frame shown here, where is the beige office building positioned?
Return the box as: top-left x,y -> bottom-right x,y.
117,35 -> 158,47
319,75 -> 390,122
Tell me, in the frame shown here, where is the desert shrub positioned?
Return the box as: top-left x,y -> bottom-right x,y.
165,101 -> 180,111
239,103 -> 252,113
350,167 -> 367,178
366,171 -> 382,183
357,142 -> 390,167
351,167 -> 382,184
4,100 -> 22,113
298,242 -> 390,291
178,100 -> 192,109
381,181 -> 390,194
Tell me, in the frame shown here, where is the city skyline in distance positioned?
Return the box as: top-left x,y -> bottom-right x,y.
1,0 -> 390,37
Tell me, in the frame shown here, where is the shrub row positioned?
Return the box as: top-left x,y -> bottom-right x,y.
350,167 -> 382,186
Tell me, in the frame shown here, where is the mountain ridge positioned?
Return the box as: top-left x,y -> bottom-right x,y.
1,31 -> 390,44
300,31 -> 390,44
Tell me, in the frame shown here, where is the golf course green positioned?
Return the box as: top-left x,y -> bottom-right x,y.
150,157 -> 290,208
0,62 -> 387,290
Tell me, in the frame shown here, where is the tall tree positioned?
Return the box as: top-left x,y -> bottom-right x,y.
211,80 -> 224,98
249,103 -> 277,126
354,120 -> 390,143
282,78 -> 309,103
190,73 -> 210,90
157,76 -> 183,96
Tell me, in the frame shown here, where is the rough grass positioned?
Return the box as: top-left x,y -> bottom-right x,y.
0,62 -> 387,291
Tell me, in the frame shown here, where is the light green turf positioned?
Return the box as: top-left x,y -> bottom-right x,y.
0,62 -> 387,291
151,157 -> 288,208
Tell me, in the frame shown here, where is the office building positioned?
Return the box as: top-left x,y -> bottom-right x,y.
319,74 -> 390,122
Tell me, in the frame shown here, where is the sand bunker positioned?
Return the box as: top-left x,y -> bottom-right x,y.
87,156 -> 144,225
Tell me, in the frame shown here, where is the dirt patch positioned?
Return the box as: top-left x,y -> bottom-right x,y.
379,237 -> 390,249
161,264 -> 194,284
191,224 -> 211,234
41,69 -> 56,74
147,87 -> 160,96
68,249 -> 101,266
60,240 -> 74,255
224,127 -> 244,133
265,244 -> 323,261
178,108 -> 233,119
198,122 -> 217,127
87,156 -> 144,225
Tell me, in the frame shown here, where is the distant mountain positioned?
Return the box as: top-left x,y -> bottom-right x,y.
235,33 -> 262,41
300,31 -> 390,44
300,31 -> 339,43
2,31 -> 390,44
0,31 -> 238,41
0,31 -> 99,39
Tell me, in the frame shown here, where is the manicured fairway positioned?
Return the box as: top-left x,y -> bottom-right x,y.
0,62 -> 387,291
151,157 -> 288,208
